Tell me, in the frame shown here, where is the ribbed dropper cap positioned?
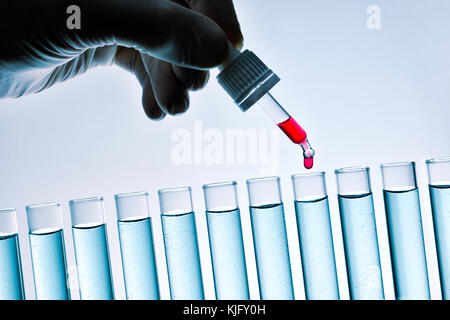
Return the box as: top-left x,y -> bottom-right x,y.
217,49 -> 280,111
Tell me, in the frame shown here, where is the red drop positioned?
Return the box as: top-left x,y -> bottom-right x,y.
304,157 -> 314,169
277,117 -> 307,144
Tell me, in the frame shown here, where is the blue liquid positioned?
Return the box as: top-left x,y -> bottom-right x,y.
29,229 -> 70,299
429,185 -> 450,299
0,234 -> 24,300
338,193 -> 384,300
118,218 -> 160,300
206,209 -> 249,300
249,203 -> 294,300
384,188 -> 430,299
72,224 -> 114,300
161,212 -> 204,300
294,197 -> 340,300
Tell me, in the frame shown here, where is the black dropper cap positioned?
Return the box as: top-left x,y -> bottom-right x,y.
217,48 -> 280,112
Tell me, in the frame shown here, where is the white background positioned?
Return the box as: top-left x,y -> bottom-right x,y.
0,0 -> 449,300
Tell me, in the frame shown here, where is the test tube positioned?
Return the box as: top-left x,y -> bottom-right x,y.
292,172 -> 340,300
158,187 -> 204,300
335,167 -> 384,300
247,176 -> 294,300
69,197 -> 114,300
26,203 -> 69,300
0,208 -> 24,300
203,181 -> 249,300
426,156 -> 450,299
115,192 -> 159,300
381,162 -> 430,299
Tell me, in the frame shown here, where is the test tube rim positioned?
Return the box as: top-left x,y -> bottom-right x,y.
0,207 -> 16,214
380,161 -> 417,192
158,186 -> 193,216
334,166 -> 370,174
246,176 -> 280,184
69,196 -> 105,228
291,171 -> 327,202
203,181 -> 238,213
158,186 -> 192,195
202,181 -> 237,189
0,208 -> 18,237
114,191 -> 149,199
26,202 -> 63,234
69,196 -> 104,205
25,202 -> 60,210
380,161 -> 415,169
246,176 -> 282,207
115,191 -> 150,222
291,171 -> 325,179
426,156 -> 450,164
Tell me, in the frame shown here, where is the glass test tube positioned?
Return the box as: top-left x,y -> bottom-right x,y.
158,187 -> 204,300
335,167 -> 384,300
426,156 -> 450,299
26,203 -> 70,300
292,172 -> 340,300
115,192 -> 159,300
247,177 -> 294,300
69,197 -> 114,300
381,162 -> 430,299
0,208 -> 24,300
203,181 -> 249,300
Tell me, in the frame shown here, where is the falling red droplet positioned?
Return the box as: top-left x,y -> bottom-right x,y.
304,157 -> 314,169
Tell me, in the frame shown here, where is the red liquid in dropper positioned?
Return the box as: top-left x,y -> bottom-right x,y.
277,117 -> 307,144
277,117 -> 314,170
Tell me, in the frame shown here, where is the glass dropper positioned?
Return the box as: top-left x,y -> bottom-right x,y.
217,44 -> 315,169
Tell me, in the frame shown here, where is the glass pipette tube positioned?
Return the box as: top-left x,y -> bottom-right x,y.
69,197 -> 114,300
0,208 -> 24,300
158,187 -> 204,300
292,172 -> 340,300
426,156 -> 450,300
203,181 -> 249,300
26,202 -> 70,300
335,167 -> 384,300
115,192 -> 160,300
246,176 -> 294,300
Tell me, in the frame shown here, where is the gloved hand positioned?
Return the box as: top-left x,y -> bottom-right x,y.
0,0 -> 243,120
